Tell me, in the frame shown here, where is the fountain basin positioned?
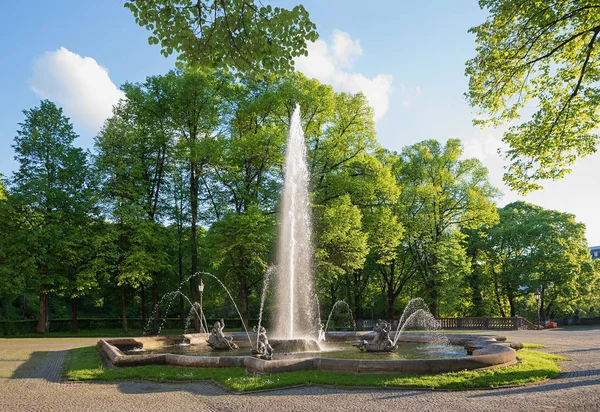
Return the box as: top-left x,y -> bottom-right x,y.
99,332 -> 520,374
270,338 -> 321,353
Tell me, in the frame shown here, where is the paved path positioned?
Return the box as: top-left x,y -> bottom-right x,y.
1,328 -> 600,411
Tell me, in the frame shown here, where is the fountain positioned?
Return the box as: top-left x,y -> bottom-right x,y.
98,105 -> 524,375
272,104 -> 317,340
323,300 -> 355,338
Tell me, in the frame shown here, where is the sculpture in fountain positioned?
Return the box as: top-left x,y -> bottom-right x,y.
354,320 -> 398,352
317,322 -> 326,342
251,326 -> 274,360
207,319 -> 239,350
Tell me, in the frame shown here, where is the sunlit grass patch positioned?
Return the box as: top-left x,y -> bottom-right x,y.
66,346 -> 565,392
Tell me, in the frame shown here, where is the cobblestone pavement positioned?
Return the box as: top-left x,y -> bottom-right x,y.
1,328 -> 600,411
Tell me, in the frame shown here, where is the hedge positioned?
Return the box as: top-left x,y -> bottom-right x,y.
0,317 -> 257,336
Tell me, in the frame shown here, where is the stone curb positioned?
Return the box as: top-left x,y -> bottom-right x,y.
99,334 -> 519,375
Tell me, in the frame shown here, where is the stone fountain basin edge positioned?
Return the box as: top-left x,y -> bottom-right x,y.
98,333 -> 520,375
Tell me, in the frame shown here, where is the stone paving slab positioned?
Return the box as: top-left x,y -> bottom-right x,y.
1,329 -> 600,411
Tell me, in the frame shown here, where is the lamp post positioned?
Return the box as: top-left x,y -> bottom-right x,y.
198,280 -> 205,333
534,290 -> 541,329
370,299 -> 375,323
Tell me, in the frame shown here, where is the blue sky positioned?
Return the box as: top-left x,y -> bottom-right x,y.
2,1 -> 600,244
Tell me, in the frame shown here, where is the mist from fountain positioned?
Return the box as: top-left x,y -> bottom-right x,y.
145,271 -> 253,346
392,299 -> 448,347
323,301 -> 355,335
202,272 -> 253,346
272,104 -> 317,339
184,302 -> 209,334
255,266 -> 276,346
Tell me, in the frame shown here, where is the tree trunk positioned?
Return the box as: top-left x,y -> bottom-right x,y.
36,292 -> 49,334
190,164 -> 200,331
387,287 -> 396,323
152,281 -> 160,333
428,280 -> 438,317
140,285 -> 146,324
120,284 -> 128,334
509,298 -> 516,317
237,275 -> 249,327
71,297 -> 77,333
329,284 -> 337,310
178,235 -> 185,324
353,291 -> 361,325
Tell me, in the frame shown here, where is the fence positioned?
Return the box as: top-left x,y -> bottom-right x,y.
437,316 -> 539,330
357,316 -> 539,331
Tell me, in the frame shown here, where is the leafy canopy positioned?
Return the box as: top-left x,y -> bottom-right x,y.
125,0 -> 318,73
467,1 -> 600,193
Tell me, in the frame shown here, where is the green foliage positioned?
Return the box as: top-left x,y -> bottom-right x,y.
316,195 -> 369,279
397,139 -> 499,315
3,68 -> 599,325
124,0 -> 318,73
472,201 -> 598,319
467,1 -> 600,193
8,100 -> 93,331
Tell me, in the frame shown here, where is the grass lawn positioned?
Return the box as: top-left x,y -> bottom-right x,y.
522,343 -> 546,349
65,346 -> 566,392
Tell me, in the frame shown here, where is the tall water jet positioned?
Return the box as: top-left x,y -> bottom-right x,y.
272,105 -> 316,339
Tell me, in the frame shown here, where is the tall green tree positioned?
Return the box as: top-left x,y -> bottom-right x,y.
201,76 -> 285,324
315,195 -> 369,319
94,105 -> 172,333
10,100 -> 92,333
125,0 -> 318,73
475,201 -> 597,320
398,139 -> 499,316
467,1 -> 600,193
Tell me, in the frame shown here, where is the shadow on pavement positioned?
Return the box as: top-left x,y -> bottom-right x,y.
9,351 -> 48,379
467,377 -> 600,398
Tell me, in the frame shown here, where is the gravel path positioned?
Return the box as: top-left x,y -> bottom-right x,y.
1,328 -> 600,411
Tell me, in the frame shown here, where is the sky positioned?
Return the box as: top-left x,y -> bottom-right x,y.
1,1 -> 599,244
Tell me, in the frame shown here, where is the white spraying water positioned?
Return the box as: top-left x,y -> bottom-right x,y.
272,105 -> 317,339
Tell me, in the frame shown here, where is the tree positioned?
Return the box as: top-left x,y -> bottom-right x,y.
461,226 -> 499,317
467,1 -> 600,193
475,201 -> 597,320
200,75 -> 285,324
398,139 -> 499,316
169,69 -> 232,329
94,106 -> 172,333
10,100 -> 92,333
315,195 -> 369,319
125,0 -> 318,73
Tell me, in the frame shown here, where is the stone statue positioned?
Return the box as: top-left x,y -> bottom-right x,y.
317,322 -> 326,342
207,319 -> 238,350
251,325 -> 274,360
353,319 -> 397,352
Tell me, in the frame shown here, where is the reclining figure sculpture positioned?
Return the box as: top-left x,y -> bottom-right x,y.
353,319 -> 398,352
206,319 -> 239,350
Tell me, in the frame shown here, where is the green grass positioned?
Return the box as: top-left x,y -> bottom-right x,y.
66,346 -> 566,392
522,343 -> 546,349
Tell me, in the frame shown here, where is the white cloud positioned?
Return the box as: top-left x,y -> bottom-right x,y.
30,47 -> 124,134
296,30 -> 393,122
462,129 -> 600,245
